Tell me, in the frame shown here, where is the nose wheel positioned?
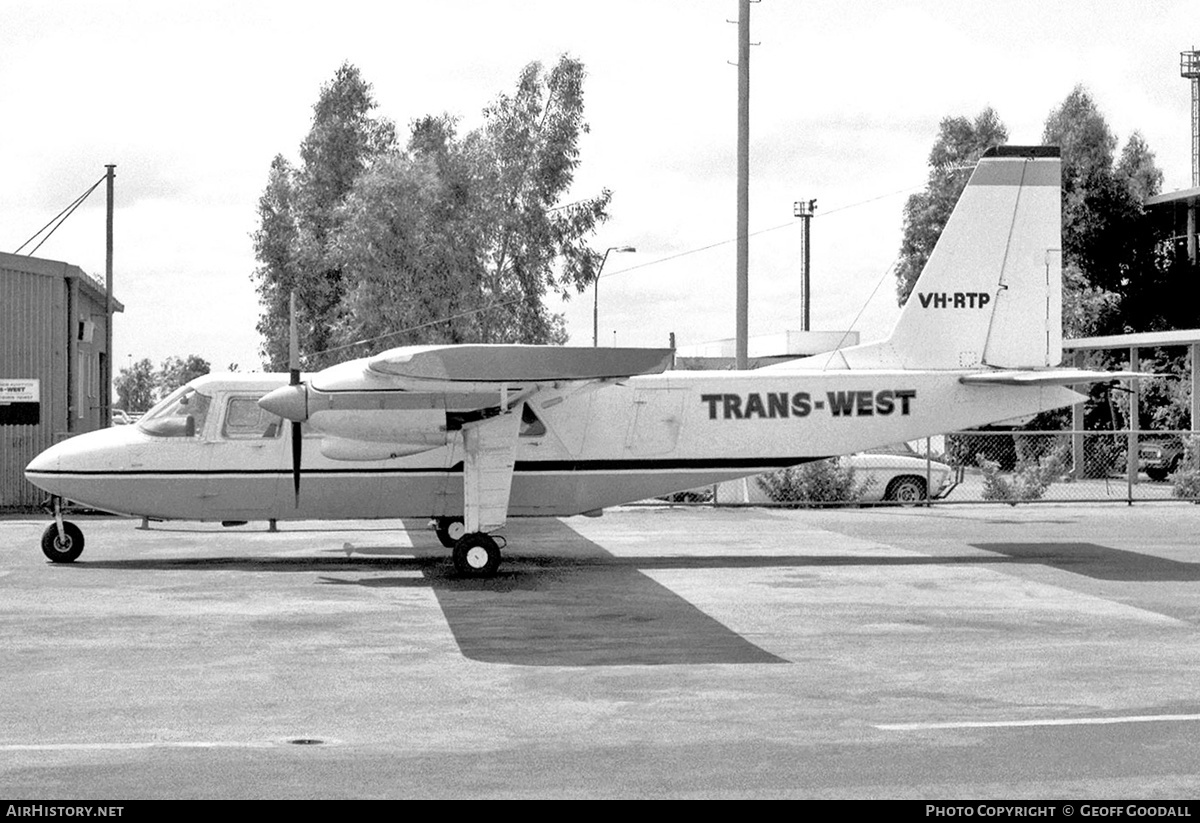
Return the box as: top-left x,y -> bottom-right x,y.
452,533 -> 501,577
41,521 -> 84,563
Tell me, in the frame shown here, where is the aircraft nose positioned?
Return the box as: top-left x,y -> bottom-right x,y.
259,383 -> 308,422
24,443 -> 60,476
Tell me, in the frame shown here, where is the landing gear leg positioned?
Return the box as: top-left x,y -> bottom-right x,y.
452,533 -> 501,577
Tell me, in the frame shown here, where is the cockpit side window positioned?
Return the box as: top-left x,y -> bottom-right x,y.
222,397 -> 282,440
138,386 -> 212,438
519,403 -> 546,438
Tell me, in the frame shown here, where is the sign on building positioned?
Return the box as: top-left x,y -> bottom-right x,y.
0,379 -> 41,425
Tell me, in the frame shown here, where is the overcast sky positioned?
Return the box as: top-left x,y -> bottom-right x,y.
2,0 -> 1195,374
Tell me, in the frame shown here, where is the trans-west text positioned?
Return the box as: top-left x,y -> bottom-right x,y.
701,390 -> 916,420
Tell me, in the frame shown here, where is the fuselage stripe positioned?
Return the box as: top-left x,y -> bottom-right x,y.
26,456 -> 825,479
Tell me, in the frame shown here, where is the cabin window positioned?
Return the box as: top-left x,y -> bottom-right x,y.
222,397 -> 282,439
519,404 -> 546,438
138,386 -> 212,438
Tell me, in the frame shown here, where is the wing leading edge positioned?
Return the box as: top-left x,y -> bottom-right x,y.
367,344 -> 674,383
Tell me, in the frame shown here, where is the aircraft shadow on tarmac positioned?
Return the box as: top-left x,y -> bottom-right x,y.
972,542 -> 1200,582
75,528 -> 1200,666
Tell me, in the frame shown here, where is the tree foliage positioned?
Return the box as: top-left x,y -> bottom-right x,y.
253,56 -> 611,369
1043,86 -> 1165,333
893,90 -> 1183,335
158,355 -> 213,396
895,108 -> 1008,305
114,358 -> 156,412
114,355 -> 212,412
898,86 -> 1196,434
253,62 -> 398,371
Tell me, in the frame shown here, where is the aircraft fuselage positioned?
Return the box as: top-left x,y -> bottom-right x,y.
25,369 -> 1079,523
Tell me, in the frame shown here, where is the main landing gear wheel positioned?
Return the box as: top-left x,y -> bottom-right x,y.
41,521 -> 84,563
434,517 -> 467,549
452,533 -> 501,577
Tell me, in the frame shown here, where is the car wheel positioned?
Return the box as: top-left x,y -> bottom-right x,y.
885,476 -> 926,506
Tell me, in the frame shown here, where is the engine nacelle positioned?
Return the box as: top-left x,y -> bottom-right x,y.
309,407 -> 450,460
318,436 -> 444,461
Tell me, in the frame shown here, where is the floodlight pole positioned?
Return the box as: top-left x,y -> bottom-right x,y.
1184,49 -> 1200,187
593,246 -> 636,347
1182,49 -> 1200,263
793,198 -> 817,331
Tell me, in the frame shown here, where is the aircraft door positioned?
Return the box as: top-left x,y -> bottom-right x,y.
625,388 -> 686,456
202,395 -> 284,516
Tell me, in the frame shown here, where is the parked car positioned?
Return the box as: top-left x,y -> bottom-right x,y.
1139,437 -> 1184,482
849,442 -> 956,504
715,442 -> 956,506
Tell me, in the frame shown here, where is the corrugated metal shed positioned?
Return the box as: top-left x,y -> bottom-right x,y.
0,251 -> 123,509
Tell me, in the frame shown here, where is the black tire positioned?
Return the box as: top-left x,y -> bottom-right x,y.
885,476 -> 927,506
452,533 -> 501,577
1146,467 -> 1170,482
41,521 -> 84,563
435,517 -> 466,549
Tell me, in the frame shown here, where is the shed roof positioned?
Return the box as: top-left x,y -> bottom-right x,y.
0,250 -> 124,312
1145,187 -> 1200,208
1065,329 -> 1200,350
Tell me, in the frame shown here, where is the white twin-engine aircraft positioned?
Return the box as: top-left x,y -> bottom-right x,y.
26,146 -> 1122,576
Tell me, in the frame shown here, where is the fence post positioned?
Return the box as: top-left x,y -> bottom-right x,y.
1126,345 -> 1139,505
1072,350 -> 1085,480
925,437 -> 932,507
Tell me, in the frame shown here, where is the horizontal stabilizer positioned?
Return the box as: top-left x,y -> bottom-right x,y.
960,369 -> 1156,387
368,345 -> 673,382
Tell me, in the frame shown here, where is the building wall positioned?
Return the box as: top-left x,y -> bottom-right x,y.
0,252 -> 117,509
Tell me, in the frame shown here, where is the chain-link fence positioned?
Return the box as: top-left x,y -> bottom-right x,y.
699,430 -> 1200,507
937,430 -> 1199,504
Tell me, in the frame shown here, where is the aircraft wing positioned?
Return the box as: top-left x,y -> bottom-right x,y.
960,369 -> 1156,386
367,344 -> 674,383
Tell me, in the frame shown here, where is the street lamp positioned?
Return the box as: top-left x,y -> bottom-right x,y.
593,245 -> 636,347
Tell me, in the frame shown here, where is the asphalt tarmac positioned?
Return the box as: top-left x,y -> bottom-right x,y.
1,504 -> 1199,799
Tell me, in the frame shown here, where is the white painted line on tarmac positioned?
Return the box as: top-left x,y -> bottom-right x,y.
877,713 -> 1200,731
0,741 -> 280,751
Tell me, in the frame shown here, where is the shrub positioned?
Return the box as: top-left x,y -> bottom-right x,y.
756,458 -> 873,507
946,432 -> 1016,470
977,453 -> 1066,505
1171,436 -> 1200,501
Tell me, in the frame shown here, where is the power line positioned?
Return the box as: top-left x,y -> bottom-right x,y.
597,180 -> 924,280
14,174 -> 107,256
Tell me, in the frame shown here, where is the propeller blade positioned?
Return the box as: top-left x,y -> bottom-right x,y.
291,421 -> 302,507
289,291 -> 302,506
289,291 -> 301,387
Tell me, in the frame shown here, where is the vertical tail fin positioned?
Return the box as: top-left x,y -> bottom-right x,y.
811,146 -> 1061,371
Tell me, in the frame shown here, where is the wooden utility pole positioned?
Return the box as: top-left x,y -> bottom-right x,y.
735,0 -> 750,369
105,164 -> 115,426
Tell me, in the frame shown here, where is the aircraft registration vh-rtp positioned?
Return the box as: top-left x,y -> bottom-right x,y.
25,146 -> 1129,576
